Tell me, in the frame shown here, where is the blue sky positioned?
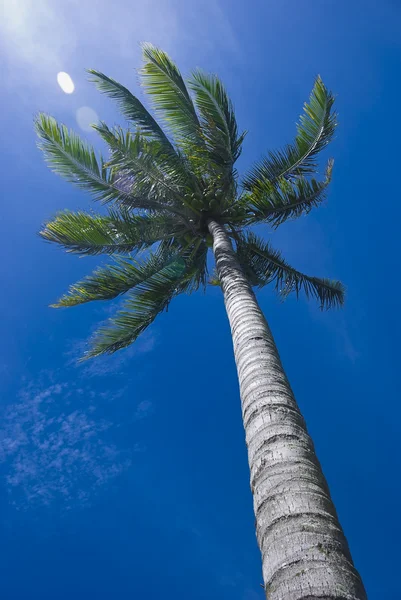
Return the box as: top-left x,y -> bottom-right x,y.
1,1 -> 400,598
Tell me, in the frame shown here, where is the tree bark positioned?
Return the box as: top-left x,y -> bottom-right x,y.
208,219 -> 366,600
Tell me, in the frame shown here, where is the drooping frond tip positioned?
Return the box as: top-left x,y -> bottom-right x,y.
81,248 -> 207,359
80,277 -> 175,359
236,232 -> 345,310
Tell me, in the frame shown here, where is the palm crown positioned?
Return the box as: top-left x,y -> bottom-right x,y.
36,44 -> 343,359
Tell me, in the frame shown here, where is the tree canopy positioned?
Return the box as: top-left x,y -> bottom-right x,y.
36,44 -> 343,359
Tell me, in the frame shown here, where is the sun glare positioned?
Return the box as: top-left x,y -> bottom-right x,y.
76,106 -> 99,132
57,72 -> 75,94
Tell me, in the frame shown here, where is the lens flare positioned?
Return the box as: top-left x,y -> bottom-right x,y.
76,106 -> 99,132
57,72 -> 75,94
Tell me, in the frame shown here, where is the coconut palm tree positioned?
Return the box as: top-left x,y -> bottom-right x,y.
36,44 -> 366,599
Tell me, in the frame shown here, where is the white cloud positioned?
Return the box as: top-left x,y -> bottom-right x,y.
134,400 -> 153,420
0,378 -> 132,510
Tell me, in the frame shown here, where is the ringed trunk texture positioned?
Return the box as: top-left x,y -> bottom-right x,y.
208,219 -> 366,600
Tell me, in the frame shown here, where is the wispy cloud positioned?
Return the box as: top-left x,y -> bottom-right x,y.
134,400 -> 153,421
337,320 -> 359,363
0,378 -> 133,511
66,329 -> 158,378
308,307 -> 360,363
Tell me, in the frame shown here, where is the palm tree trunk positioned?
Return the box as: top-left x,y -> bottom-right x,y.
208,219 -> 366,600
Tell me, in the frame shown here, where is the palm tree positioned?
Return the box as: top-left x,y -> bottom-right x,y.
36,44 -> 366,599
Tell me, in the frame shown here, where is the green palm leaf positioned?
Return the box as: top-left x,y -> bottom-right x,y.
140,43 -> 204,147
53,247 -> 186,307
188,70 -> 245,168
245,159 -> 333,228
84,251 -> 205,358
243,76 -> 336,189
236,232 -> 344,309
40,210 -> 181,255
88,69 -> 174,150
94,121 -> 189,207
35,113 -> 170,212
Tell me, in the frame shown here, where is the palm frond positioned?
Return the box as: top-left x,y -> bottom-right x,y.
35,113 -> 171,212
84,249 -> 206,358
35,113 -> 124,202
243,77 -> 336,189
88,71 -> 206,200
157,236 -> 209,291
140,43 -> 204,147
53,246 -> 184,307
94,121 -> 190,208
40,209 -> 181,255
236,232 -> 344,309
185,238 -> 209,291
245,159 -> 333,228
188,70 -> 245,168
87,69 -> 174,149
